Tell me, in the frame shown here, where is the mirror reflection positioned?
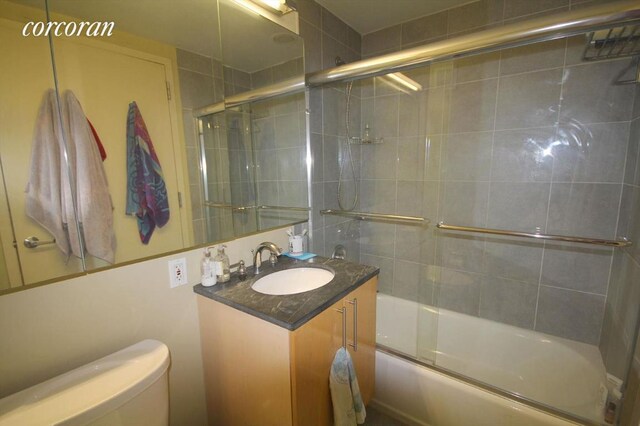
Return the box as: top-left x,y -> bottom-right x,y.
0,0 -> 307,292
198,94 -> 308,244
218,0 -> 304,93
0,0 -> 73,289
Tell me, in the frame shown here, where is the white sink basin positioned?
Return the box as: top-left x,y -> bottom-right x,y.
251,267 -> 335,295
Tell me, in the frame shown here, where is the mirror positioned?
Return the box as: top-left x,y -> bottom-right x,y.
218,0 -> 304,93
0,0 -> 78,289
0,0 -> 308,292
198,0 -> 307,242
198,94 -> 309,243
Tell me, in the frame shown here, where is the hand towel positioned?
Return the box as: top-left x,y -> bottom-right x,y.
126,101 -> 170,244
25,89 -> 72,257
329,347 -> 366,425
62,91 -> 116,263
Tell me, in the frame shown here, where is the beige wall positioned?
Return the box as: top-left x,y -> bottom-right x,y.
0,227 -> 290,425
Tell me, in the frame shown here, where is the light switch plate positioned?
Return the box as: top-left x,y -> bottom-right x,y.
168,257 -> 188,288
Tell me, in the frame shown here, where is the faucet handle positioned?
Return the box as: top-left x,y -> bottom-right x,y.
269,252 -> 278,266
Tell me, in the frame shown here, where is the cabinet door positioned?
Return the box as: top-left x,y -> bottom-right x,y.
290,276 -> 378,425
197,297 -> 293,426
290,297 -> 344,426
345,277 -> 377,404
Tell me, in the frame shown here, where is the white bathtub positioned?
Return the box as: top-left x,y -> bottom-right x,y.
373,294 -> 608,426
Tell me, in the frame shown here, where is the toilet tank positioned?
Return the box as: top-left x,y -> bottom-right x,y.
0,339 -> 170,426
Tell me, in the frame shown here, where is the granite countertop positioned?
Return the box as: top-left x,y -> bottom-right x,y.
193,256 -> 379,331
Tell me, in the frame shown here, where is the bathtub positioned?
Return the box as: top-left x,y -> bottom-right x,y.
373,294 -> 608,426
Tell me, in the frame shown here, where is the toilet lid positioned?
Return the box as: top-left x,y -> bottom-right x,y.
0,339 -> 170,425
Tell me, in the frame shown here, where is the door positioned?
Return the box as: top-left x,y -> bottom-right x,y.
345,277 -> 377,405
51,36 -> 187,270
290,297 -> 344,425
0,16 -> 84,285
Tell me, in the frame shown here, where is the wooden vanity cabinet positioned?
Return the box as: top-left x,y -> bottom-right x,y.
197,276 -> 377,426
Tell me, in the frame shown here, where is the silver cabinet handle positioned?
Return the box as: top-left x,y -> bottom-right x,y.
335,306 -> 347,348
23,236 -> 56,249
347,298 -> 358,352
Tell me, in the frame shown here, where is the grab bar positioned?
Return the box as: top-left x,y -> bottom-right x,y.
436,222 -> 632,248
205,202 -> 310,213
203,201 -> 246,211
256,205 -> 310,212
320,209 -> 428,225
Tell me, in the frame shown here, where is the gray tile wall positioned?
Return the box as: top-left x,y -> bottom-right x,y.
249,57 -> 304,90
600,84 -> 640,380
361,0 -> 618,58
220,40 -> 307,232
251,94 -> 309,230
183,45 -> 308,240
200,113 -> 236,242
297,1 -> 640,420
225,110 -> 258,236
348,0 -> 638,346
296,0 -> 363,261
223,66 -> 251,97
176,49 -> 225,244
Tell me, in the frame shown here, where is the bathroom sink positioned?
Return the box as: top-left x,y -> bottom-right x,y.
251,267 -> 335,295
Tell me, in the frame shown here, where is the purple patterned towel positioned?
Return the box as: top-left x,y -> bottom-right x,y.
125,102 -> 169,244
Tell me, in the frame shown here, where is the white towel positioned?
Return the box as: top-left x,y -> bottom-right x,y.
62,90 -> 115,263
25,89 -> 73,257
25,90 -> 116,263
329,347 -> 366,425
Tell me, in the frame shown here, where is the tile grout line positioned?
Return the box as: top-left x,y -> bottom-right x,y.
534,37 -> 570,331
478,46 -> 504,317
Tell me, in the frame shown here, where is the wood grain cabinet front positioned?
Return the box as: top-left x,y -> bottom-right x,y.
197,276 -> 377,426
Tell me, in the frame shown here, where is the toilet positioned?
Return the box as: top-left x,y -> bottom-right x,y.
0,339 -> 170,426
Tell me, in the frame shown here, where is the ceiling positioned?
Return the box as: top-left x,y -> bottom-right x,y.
219,0 -> 303,72
17,0 -> 222,59
13,0 -> 476,70
315,0 -> 476,34
16,0 -> 303,72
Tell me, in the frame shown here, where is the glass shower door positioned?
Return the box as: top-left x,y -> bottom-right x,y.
399,40 -> 639,424
327,36 -> 640,424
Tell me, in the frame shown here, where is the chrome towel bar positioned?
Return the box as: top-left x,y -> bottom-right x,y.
255,205 -> 311,212
320,209 -> 428,225
436,222 -> 632,248
205,202 -> 310,213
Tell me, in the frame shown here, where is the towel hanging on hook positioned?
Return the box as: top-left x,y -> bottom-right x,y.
125,101 -> 170,244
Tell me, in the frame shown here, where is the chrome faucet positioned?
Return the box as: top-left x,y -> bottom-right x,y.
252,242 -> 281,274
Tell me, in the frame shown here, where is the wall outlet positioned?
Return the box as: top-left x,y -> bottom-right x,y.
168,258 -> 188,288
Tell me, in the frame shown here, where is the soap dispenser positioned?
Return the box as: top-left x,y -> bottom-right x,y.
214,245 -> 231,283
201,247 -> 216,287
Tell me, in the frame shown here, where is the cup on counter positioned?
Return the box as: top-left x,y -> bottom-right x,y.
289,235 -> 304,255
